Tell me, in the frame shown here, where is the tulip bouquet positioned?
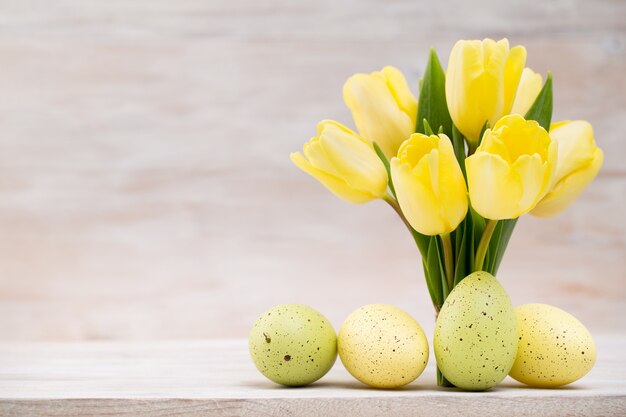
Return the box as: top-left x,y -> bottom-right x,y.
290,39 -> 603,386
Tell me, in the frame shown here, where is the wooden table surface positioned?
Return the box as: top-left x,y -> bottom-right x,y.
1,336 -> 625,416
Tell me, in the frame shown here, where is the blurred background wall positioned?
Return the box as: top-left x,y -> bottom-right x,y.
0,0 -> 624,341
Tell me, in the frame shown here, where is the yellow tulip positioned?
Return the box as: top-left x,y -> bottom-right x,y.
290,120 -> 389,204
531,121 -> 604,217
466,114 -> 557,220
511,68 -> 543,116
343,66 -> 417,159
446,38 -> 527,146
390,133 -> 468,235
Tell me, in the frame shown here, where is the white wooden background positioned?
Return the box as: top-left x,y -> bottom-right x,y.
0,0 -> 624,341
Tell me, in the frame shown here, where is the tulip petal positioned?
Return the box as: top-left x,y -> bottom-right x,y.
317,122 -> 388,195
501,45 -> 527,118
466,152 -> 523,220
511,153 -> 547,215
290,152 -> 375,204
436,136 -> 469,230
399,134 -> 438,166
492,114 -> 551,162
391,158 -> 446,235
446,38 -> 529,146
550,120 -> 597,183
484,39 -> 509,118
446,40 -> 493,143
382,66 -> 418,128
303,140 -> 341,178
511,68 -> 542,116
426,149 -> 440,197
480,132 -> 512,163
531,121 -> 603,217
344,69 -> 416,158
531,148 -> 603,217
411,147 -> 436,190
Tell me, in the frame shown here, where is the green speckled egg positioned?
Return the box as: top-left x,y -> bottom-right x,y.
338,304 -> 429,388
434,271 -> 517,391
249,304 -> 337,386
509,303 -> 596,387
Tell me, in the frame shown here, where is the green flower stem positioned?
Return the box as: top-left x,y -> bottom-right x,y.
440,233 -> 454,294
385,194 -> 455,389
474,219 -> 498,271
383,194 -> 413,236
437,367 -> 454,387
438,232 -> 455,389
383,194 -> 430,258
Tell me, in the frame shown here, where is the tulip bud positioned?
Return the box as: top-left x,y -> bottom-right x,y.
466,114 -> 557,220
290,120 -> 389,204
390,133 -> 468,235
511,68 -> 543,117
446,38 -> 527,147
343,66 -> 417,159
531,121 -> 603,217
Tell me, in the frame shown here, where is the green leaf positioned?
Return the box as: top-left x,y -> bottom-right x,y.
491,218 -> 518,275
468,210 -> 476,273
451,124 -> 467,177
373,142 -> 396,198
470,205 -> 485,246
454,234 -> 468,286
525,72 -> 553,131
480,218 -> 518,276
468,204 -> 485,273
476,120 -> 490,148
424,237 -> 444,306
453,214 -> 463,250
453,211 -> 472,286
416,48 -> 453,137
422,259 -> 440,309
423,119 -> 434,135
409,227 -> 432,261
485,221 -> 504,274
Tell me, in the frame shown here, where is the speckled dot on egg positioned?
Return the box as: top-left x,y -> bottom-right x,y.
509,303 -> 596,387
249,304 -> 337,386
337,304 -> 429,389
434,271 -> 518,391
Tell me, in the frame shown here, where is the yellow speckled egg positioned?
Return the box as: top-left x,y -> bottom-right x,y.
509,303 -> 596,387
338,304 -> 429,388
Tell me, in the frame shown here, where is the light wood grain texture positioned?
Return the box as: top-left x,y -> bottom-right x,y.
0,0 -> 624,341
1,336 -> 625,416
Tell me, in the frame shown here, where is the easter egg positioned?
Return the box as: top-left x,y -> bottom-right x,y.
509,303 -> 596,387
337,304 -> 429,388
434,271 -> 518,390
249,304 -> 337,386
